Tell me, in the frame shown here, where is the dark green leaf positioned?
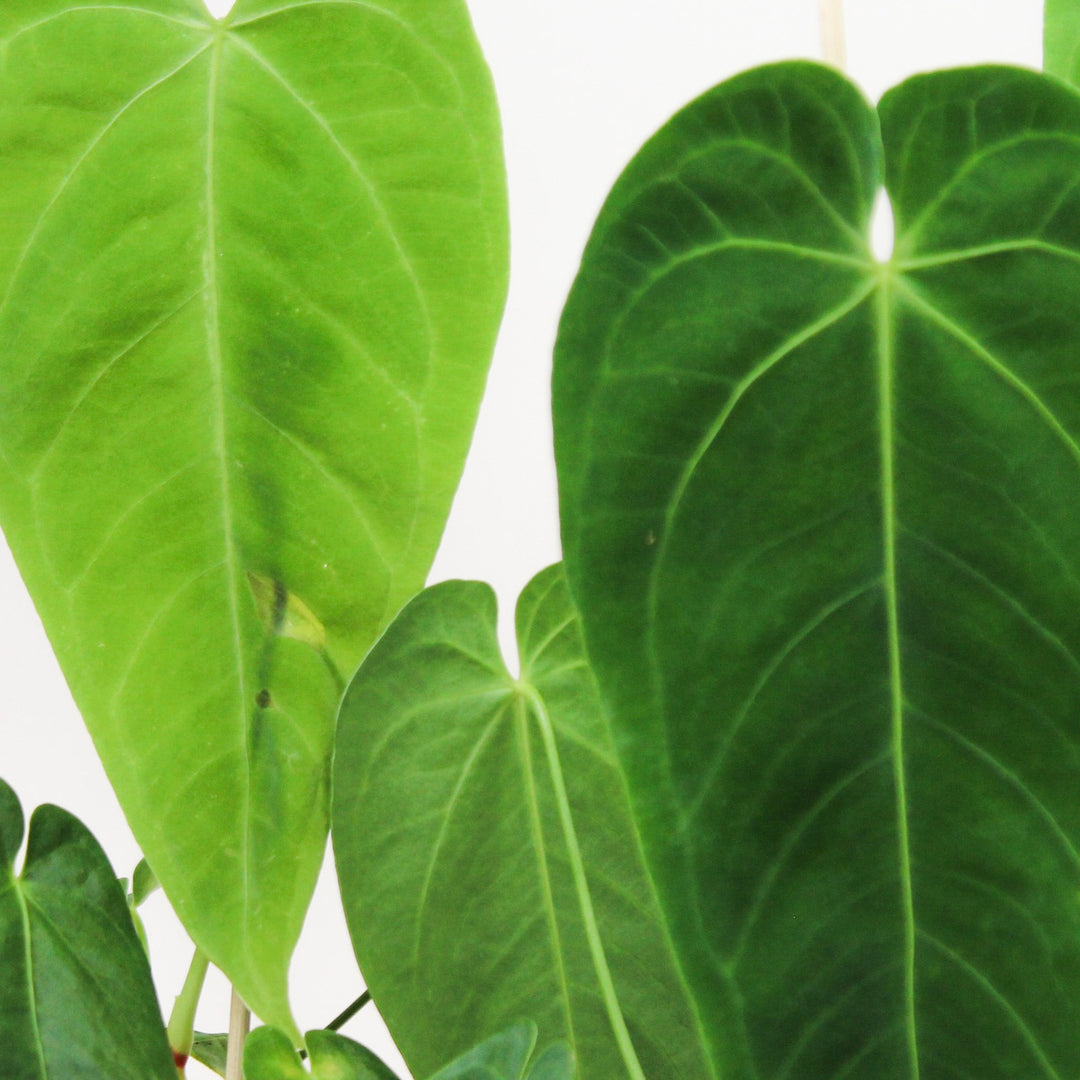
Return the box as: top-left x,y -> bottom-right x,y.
333,566 -> 710,1079
0,0 -> 507,1032
555,60 -> 1080,1078
0,777 -> 176,1080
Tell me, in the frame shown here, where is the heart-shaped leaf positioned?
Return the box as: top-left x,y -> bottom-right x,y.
332,566 -> 710,1079
0,0 -> 507,1032
555,60 -> 1080,1077
0,778 -> 176,1080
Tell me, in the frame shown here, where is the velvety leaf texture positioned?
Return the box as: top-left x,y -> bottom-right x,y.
0,0 -> 507,1032
555,61 -> 1080,1078
0,778 -> 177,1080
333,565 -> 711,1080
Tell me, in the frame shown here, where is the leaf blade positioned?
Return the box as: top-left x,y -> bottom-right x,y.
555,59 -> 1080,1079
0,778 -> 177,1080
0,0 -> 507,1031
332,566 -> 711,1080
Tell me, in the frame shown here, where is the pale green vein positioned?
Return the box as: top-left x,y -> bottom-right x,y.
522,686 -> 647,1080
728,751 -> 891,971
230,396 -> 393,570
902,528 -> 1080,679
29,288 -> 205,483
0,42 -> 212,326
2,5 -> 208,47
226,33 -> 434,360
202,33 -> 259,992
515,694 -> 577,1057
919,931 -> 1063,1080
412,702 -> 509,967
909,705 -> 1080,874
659,277 -> 875,539
895,237 -> 1080,272
899,281 -> 1080,472
11,881 -> 48,1080
680,578 -> 882,831
896,131 -> 1080,258
876,273 -> 920,1080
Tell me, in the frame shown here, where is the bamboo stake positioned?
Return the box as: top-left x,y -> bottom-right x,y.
819,0 -> 846,70
224,989 -> 251,1080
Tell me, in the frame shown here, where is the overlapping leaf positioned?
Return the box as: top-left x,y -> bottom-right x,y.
1045,0 -> 1080,84
0,778 -> 176,1080
332,566 -> 711,1079
555,60 -> 1080,1077
243,1020 -> 573,1080
0,0 -> 507,1031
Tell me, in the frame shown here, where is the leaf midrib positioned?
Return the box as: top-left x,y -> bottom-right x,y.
875,269 -> 919,1080
203,29 -> 256,977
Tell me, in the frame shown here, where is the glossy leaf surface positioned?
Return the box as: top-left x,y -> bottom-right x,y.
555,61 -> 1080,1077
0,778 -> 176,1080
0,0 -> 507,1031
244,1025 -> 400,1080
244,1021 -> 572,1080
333,566 -> 711,1079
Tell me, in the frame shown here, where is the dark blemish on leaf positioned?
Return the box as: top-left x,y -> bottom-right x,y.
256,689 -> 272,709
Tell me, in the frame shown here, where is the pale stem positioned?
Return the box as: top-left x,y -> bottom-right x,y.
224,988 -> 250,1080
819,0 -> 846,69
166,948 -> 211,1059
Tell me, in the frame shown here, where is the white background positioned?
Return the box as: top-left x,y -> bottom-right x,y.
0,1 -> 1042,1077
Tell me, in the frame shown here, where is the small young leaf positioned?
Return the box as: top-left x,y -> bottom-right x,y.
0,777 -> 177,1080
132,856 -> 160,906
243,1026 -> 400,1080
191,1032 -> 229,1077
333,566 -> 709,1080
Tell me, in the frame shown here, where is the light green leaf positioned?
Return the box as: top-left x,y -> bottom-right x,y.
0,0 -> 507,1033
1045,0 -> 1080,83
555,60 -> 1080,1078
244,1025 -> 399,1080
332,566 -> 711,1080
0,777 -> 177,1080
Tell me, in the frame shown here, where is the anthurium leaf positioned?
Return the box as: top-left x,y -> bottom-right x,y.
555,59 -> 1080,1077
0,0 -> 507,1033
243,1026 -> 400,1080
191,1031 -> 229,1077
0,777 -> 177,1080
429,1021 -> 572,1080
333,565 -> 711,1080
1045,0 -> 1080,83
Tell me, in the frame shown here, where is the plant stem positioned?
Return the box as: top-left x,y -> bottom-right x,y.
224,988 -> 250,1080
167,949 -> 211,1063
819,0 -> 846,69
327,989 -> 372,1031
